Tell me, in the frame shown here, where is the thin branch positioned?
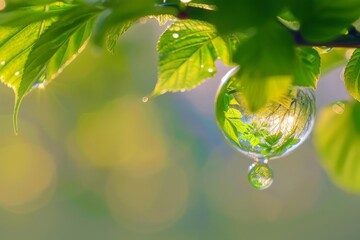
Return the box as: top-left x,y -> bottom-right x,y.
157,3 -> 360,48
291,29 -> 360,48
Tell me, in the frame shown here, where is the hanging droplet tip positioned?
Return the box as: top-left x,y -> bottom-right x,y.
248,160 -> 273,190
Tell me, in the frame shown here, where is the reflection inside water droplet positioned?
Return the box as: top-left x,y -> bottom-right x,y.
216,81 -> 316,159
248,160 -> 273,190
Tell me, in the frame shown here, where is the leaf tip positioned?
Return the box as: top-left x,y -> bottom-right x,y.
13,96 -> 22,135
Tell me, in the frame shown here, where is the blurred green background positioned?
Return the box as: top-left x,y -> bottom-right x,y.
0,19 -> 359,240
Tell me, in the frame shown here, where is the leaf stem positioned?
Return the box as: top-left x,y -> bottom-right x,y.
38,4 -> 49,37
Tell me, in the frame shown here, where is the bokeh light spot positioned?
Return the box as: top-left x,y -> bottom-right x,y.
0,141 -> 56,213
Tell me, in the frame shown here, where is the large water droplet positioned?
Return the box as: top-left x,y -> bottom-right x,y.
215,68 -> 316,160
248,161 -> 273,190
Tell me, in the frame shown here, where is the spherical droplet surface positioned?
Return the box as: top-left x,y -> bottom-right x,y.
215,68 -> 316,160
248,162 -> 273,190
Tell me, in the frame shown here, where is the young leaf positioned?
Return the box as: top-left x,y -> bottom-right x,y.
214,0 -> 288,33
345,48 -> 360,101
290,0 -> 360,42
0,21 -> 53,102
231,22 -> 296,111
293,47 -> 320,88
0,2 -> 78,26
15,8 -> 99,130
314,101 -> 360,193
151,20 -> 230,97
91,0 -> 155,49
0,4 -> 100,131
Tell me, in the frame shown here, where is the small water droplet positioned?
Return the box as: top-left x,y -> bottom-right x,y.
0,61 -> 5,66
14,71 -> 20,76
248,161 -> 273,190
180,0 -> 191,3
200,64 -> 204,68
172,33 -> 180,39
142,96 -> 149,103
160,89 -> 167,94
208,68 -> 214,73
332,102 -> 345,114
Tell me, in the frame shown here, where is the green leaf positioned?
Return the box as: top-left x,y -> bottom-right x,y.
0,5 -> 99,132
105,20 -> 134,54
314,101 -> 360,193
345,48 -> 360,101
231,22 -> 295,111
289,0 -> 360,42
265,132 -> 283,146
214,0 -> 288,33
0,2 -> 79,26
277,10 -> 300,30
151,20 -> 231,97
223,119 -> 241,146
147,14 -> 177,26
91,0 -> 155,49
293,47 -> 320,88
